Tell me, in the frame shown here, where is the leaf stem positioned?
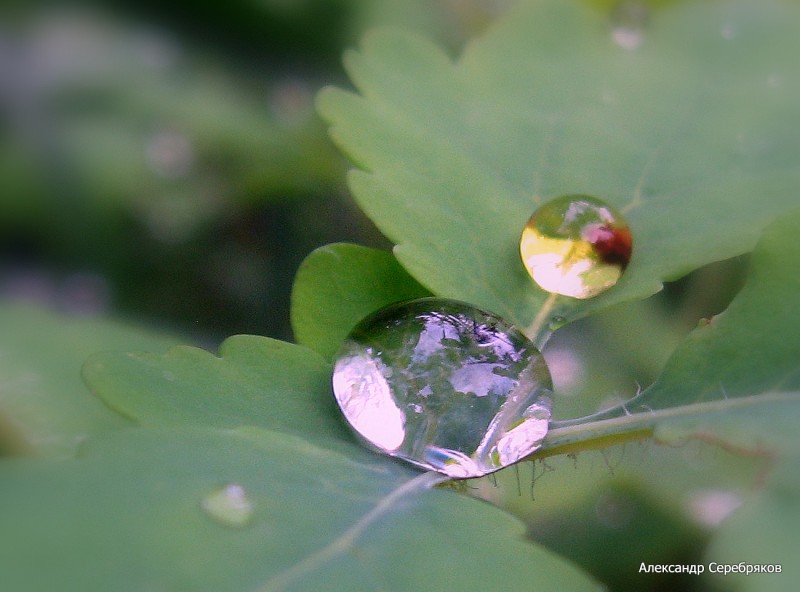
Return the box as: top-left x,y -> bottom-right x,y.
530,392 -> 795,460
256,470 -> 447,592
525,292 -> 560,348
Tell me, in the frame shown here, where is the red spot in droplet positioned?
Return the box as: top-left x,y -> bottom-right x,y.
584,225 -> 632,268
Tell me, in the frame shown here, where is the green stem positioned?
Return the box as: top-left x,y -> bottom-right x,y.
531,392 -> 793,460
525,292 -> 560,348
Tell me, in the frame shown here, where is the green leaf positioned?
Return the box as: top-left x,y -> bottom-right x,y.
530,207 -> 800,587
534,210 -> 800,575
650,393 -> 800,457
0,303 -> 179,457
317,0 -> 800,329
0,427 -> 600,592
648,394 -> 800,592
638,210 -> 800,409
543,211 -> 800,454
291,243 -> 429,359
82,335 -> 351,442
654,394 -> 800,588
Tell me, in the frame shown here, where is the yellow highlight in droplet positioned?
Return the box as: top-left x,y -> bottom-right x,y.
519,195 -> 632,299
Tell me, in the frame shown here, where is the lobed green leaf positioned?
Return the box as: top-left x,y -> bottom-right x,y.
83,334 -> 350,442
0,303 -> 179,457
317,0 -> 800,330
291,243 -> 429,359
638,210 -> 800,409
0,427 -> 600,592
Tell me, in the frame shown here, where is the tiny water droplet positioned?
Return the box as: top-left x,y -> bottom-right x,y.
201,483 -> 254,527
332,298 -> 553,478
520,194 -> 633,299
610,1 -> 648,50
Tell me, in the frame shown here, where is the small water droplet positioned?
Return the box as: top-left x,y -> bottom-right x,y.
201,483 -> 254,527
520,194 -> 633,299
332,298 -> 553,478
610,2 -> 648,50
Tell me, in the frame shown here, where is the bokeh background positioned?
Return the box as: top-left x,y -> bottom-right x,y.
0,0 -> 516,344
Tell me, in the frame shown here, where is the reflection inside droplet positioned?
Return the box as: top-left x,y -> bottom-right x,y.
332,298 -> 553,478
520,194 -> 633,298
494,404 -> 551,466
201,483 -> 254,527
331,352 -> 405,451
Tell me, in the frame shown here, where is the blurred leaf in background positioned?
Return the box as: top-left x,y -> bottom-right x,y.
0,0 -> 506,341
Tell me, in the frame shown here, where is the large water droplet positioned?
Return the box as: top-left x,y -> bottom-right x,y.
201,483 -> 254,527
520,194 -> 632,299
332,298 -> 553,478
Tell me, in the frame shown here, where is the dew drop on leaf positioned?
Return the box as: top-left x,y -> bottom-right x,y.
519,194 -> 632,299
332,298 -> 553,479
201,483 -> 255,528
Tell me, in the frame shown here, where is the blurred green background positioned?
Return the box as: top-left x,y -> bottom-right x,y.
0,0 -> 514,343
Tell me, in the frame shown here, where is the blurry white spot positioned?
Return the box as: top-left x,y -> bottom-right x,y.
60,272 -> 109,315
611,27 -> 643,50
767,73 -> 782,88
145,130 -> 193,178
610,2 -> 647,51
595,491 -> 635,529
544,347 -> 584,392
201,483 -> 255,528
721,23 -> 736,40
686,489 -> 742,527
269,79 -> 313,125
